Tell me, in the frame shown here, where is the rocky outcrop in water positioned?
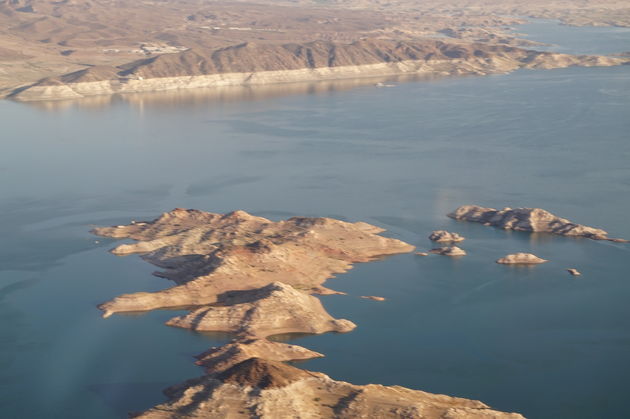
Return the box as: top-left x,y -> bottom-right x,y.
165,282 -> 356,336
496,253 -> 548,264
132,358 -> 525,419
93,209 -> 524,418
448,205 -> 628,242
429,230 -> 465,243
361,295 -> 386,301
92,208 -> 414,317
567,268 -> 582,276
430,246 -> 467,256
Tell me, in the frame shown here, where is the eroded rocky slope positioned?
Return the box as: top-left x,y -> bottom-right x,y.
133,358 -> 525,419
93,208 -> 414,317
3,0 -> 629,98
165,282 -> 357,336
11,38 -> 627,101
194,339 -> 324,374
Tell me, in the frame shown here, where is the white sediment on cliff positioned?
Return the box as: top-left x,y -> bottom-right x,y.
11,39 -> 627,102
10,60 -> 490,100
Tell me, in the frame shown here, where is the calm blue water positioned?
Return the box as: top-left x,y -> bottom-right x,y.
516,18 -> 630,55
1,22 -> 629,419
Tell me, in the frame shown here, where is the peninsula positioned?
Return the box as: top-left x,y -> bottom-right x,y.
93,209 -> 524,418
133,358 -> 525,419
9,39 -> 627,101
92,208 -> 414,317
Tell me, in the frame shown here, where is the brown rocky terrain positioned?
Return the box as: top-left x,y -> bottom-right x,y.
429,230 -> 465,243
132,358 -> 525,419
92,209 -> 524,417
2,0 -> 629,100
165,282 -> 357,336
92,208 -> 414,317
430,246 -> 467,256
194,339 -> 324,374
262,0 -> 630,28
448,205 -> 628,242
496,253 -> 548,264
9,38 -> 628,101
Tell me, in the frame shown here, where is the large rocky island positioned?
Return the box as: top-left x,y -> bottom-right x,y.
93,209 -> 524,418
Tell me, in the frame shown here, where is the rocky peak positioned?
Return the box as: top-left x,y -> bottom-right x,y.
217,358 -> 318,389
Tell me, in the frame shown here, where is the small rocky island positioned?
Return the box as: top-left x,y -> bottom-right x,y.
448,205 -> 628,242
93,209 -> 524,418
429,230 -> 465,243
430,246 -> 467,256
496,253 -> 548,264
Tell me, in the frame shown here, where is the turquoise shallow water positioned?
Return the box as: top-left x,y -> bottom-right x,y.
1,22 -> 629,419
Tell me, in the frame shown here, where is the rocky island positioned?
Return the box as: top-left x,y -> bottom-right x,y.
448,205 -> 628,242
92,208 -> 414,317
430,246 -> 467,256
496,253 -> 548,265
93,209 -> 524,418
429,230 -> 465,243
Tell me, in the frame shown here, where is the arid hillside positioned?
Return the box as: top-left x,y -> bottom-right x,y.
2,0 -> 629,97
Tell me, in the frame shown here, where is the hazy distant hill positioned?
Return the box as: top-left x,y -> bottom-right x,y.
41,39 -> 524,84
1,0 -> 629,99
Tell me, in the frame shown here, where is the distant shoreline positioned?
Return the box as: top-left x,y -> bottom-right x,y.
8,53 -> 627,102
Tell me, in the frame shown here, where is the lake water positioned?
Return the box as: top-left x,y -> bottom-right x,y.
1,21 -> 629,419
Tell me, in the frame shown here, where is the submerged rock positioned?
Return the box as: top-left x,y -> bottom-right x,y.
133,358 -> 525,419
429,230 -> 465,243
430,246 -> 467,256
361,295 -> 386,301
448,205 -> 627,242
415,252 -> 429,256
496,253 -> 548,264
